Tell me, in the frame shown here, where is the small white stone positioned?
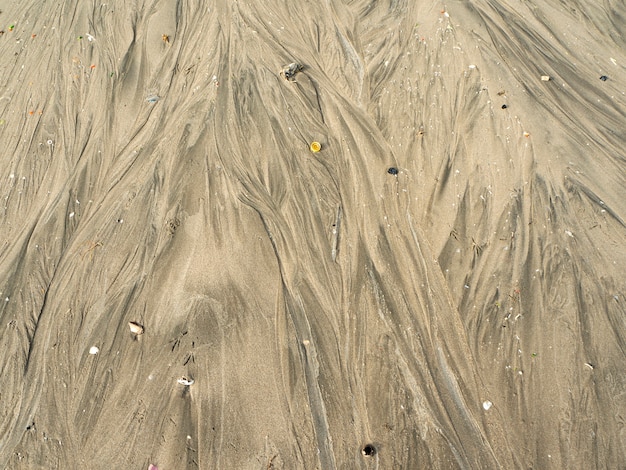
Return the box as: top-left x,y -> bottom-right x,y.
483,400 -> 493,410
89,346 -> 100,355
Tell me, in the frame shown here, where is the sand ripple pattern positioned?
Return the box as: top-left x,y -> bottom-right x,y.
1,0 -> 625,468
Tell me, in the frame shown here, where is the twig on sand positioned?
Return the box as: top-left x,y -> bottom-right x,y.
81,241 -> 102,260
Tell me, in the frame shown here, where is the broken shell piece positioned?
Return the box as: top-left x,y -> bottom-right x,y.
280,62 -> 303,81
177,377 -> 194,386
483,400 -> 493,410
128,321 -> 144,335
540,75 -> 551,81
89,346 -> 100,355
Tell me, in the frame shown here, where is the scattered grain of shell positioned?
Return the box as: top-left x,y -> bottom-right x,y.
177,377 -> 194,386
129,321 -> 144,335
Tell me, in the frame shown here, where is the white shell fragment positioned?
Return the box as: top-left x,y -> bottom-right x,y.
541,75 -> 551,81
483,400 -> 493,410
89,346 -> 100,355
177,377 -> 194,386
128,321 -> 144,335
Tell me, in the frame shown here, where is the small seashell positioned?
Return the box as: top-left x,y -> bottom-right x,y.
483,400 -> 493,410
280,62 -> 303,81
128,321 -> 144,335
177,377 -> 194,386
89,346 -> 100,355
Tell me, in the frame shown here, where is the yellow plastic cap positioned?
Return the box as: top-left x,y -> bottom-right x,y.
310,141 -> 321,152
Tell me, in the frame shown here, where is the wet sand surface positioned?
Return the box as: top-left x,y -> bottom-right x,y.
1,0 -> 625,468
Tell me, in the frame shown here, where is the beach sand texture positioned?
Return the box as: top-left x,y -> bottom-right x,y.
1,0 -> 625,468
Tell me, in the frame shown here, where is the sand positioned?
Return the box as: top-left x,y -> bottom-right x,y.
0,0 -> 625,468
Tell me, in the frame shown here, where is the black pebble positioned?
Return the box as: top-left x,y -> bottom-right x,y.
387,167 -> 398,175
501,104 -> 508,109
600,75 -> 608,81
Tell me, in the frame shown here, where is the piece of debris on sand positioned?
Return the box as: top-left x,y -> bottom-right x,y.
280,62 -> 303,81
